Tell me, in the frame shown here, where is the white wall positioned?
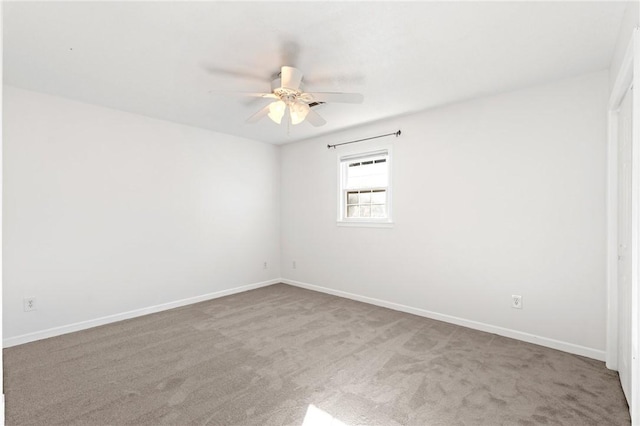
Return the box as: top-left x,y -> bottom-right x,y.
3,86 -> 280,343
2,70 -> 612,359
610,0 -> 639,91
281,70 -> 610,358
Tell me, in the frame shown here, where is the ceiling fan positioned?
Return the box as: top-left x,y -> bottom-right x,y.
240,66 -> 364,127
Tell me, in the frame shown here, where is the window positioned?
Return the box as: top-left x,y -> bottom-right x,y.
338,148 -> 392,226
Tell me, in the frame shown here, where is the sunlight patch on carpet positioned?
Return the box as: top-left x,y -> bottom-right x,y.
301,404 -> 349,426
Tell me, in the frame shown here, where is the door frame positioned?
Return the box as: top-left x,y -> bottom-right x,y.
607,28 -> 640,422
1,2 -> 5,422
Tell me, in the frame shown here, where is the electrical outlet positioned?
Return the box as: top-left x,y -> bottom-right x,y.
292,261 -> 297,269
24,297 -> 36,312
511,295 -> 522,309
263,261 -> 268,269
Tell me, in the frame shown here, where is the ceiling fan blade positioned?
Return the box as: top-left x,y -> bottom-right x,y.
281,66 -> 303,90
279,40 -> 301,68
305,92 -> 364,104
209,90 -> 277,99
202,64 -> 271,82
303,73 -> 365,86
305,108 -> 327,127
243,92 -> 278,98
246,103 -> 272,124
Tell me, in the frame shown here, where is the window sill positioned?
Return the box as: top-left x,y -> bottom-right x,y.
336,221 -> 394,228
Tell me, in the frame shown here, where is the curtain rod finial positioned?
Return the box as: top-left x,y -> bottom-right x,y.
396,130 -> 401,137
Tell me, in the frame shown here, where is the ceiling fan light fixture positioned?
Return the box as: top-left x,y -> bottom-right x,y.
289,101 -> 310,125
267,100 -> 286,124
237,65 -> 361,128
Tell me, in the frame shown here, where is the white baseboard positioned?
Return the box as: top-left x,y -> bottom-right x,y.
3,279 -> 280,348
281,278 -> 606,361
4,277 -> 606,362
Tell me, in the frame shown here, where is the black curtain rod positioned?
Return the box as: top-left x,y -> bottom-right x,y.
327,130 -> 401,149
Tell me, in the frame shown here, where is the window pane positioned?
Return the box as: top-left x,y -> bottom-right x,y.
371,190 -> 385,204
359,191 -> 371,204
347,205 -> 359,218
360,205 -> 371,217
371,204 -> 386,218
347,192 -> 359,204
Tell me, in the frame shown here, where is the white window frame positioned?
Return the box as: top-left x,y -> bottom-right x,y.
337,146 -> 393,227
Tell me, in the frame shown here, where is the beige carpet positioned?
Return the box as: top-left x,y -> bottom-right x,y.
4,283 -> 630,425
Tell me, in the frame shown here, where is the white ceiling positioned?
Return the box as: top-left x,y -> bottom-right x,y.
3,1 -> 628,145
